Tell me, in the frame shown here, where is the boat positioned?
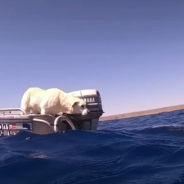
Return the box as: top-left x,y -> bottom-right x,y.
0,89 -> 104,136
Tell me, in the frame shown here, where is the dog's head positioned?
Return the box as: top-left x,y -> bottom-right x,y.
70,99 -> 89,115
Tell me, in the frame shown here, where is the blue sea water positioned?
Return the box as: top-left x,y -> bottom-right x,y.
1,110 -> 184,184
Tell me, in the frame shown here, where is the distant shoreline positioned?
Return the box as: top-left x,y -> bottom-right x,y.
99,104 -> 184,122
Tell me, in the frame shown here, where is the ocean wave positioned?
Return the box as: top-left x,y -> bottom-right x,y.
1,110 -> 184,183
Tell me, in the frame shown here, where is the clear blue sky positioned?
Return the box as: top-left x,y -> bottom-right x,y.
0,0 -> 184,116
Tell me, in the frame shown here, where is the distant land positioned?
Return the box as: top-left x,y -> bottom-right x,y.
99,104 -> 184,122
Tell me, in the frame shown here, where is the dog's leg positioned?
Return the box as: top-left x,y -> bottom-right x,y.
31,109 -> 40,115
22,107 -> 30,115
40,108 -> 47,115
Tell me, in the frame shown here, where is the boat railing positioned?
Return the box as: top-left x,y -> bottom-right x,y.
0,108 -> 26,115
54,115 -> 76,131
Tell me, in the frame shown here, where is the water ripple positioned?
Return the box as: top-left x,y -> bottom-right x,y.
1,110 -> 184,183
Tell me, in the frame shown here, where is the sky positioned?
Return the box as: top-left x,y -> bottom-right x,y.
0,0 -> 184,116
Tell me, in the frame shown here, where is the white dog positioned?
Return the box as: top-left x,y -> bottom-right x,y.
21,87 -> 89,116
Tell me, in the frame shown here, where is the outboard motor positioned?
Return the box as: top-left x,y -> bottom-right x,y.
65,89 -> 104,130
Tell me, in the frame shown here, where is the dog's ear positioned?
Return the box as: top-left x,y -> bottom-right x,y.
71,101 -> 79,108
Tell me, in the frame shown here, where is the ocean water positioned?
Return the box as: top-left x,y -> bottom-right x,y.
1,110 -> 184,184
